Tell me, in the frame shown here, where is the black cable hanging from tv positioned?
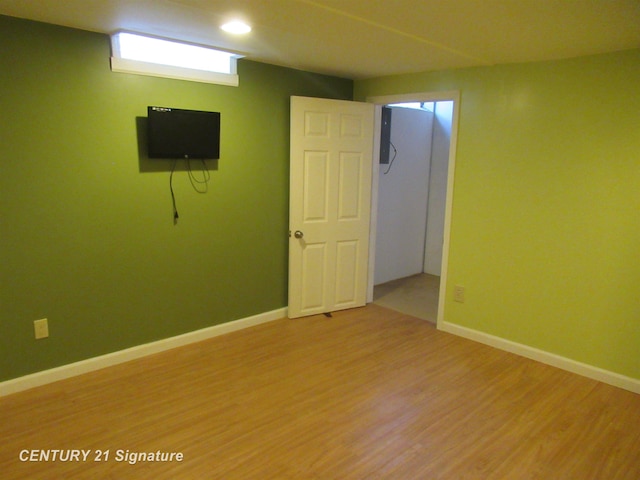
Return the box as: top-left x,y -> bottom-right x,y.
169,159 -> 212,223
170,159 -> 179,223
187,159 -> 210,193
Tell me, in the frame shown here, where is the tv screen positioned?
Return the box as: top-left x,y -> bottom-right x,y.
147,106 -> 220,159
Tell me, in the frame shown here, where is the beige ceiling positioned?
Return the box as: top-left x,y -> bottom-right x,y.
1,0 -> 639,79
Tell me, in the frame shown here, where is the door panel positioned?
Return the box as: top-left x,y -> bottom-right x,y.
303,152 -> 329,222
289,96 -> 374,318
338,153 -> 363,219
301,243 -> 327,311
335,240 -> 358,306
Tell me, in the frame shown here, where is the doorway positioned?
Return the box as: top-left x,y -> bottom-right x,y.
366,92 -> 460,328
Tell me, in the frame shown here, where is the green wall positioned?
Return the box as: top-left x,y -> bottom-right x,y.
0,15 -> 352,382
356,49 -> 640,380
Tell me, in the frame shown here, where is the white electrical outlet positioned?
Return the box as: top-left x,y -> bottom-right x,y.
34,318 -> 49,339
454,286 -> 465,303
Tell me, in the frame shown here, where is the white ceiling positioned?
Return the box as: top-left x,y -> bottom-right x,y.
1,0 -> 639,79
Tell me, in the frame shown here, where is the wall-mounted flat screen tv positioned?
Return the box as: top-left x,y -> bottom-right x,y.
147,106 -> 220,159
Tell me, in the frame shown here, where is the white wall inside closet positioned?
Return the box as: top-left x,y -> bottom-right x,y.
374,102 -> 453,285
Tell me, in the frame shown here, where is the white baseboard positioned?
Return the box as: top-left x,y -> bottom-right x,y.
439,321 -> 640,395
0,307 -> 287,397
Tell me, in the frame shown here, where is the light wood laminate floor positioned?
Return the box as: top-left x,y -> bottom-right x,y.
1,305 -> 639,479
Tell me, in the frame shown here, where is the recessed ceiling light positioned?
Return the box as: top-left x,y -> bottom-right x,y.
221,21 -> 252,35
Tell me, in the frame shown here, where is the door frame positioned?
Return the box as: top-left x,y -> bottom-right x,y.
366,91 -> 460,329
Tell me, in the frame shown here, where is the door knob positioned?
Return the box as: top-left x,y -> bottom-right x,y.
294,230 -> 304,239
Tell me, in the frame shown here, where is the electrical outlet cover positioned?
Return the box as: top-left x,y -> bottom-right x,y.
34,318 -> 49,339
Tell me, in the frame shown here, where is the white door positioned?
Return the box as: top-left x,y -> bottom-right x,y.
288,96 -> 374,318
